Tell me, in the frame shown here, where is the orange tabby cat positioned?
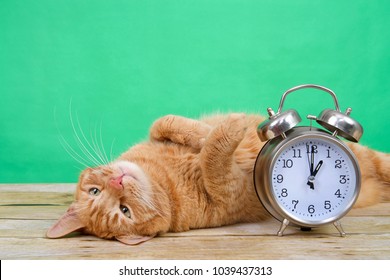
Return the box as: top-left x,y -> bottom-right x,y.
47,113 -> 390,245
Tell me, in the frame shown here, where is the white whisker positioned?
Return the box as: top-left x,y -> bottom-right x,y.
99,121 -> 111,165
138,183 -> 163,214
91,120 -> 110,165
69,105 -> 102,167
72,164 -> 86,173
54,107 -> 91,168
109,138 -> 116,162
142,184 -> 169,224
55,101 -> 116,169
90,122 -> 109,165
58,133 -> 91,168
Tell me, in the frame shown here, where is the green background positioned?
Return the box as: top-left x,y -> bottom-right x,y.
1,0 -> 389,183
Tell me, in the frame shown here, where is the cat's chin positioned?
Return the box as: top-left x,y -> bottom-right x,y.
112,160 -> 149,186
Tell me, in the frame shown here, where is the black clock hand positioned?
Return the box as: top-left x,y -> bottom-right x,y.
310,146 -> 315,175
312,160 -> 323,177
306,144 -> 314,176
307,160 -> 323,189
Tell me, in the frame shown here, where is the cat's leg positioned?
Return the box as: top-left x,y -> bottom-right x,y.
150,115 -> 211,149
200,113 -> 248,196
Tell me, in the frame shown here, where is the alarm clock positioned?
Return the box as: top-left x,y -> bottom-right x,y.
253,84 -> 363,236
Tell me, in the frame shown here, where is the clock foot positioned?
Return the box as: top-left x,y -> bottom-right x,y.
333,220 -> 346,237
277,219 -> 290,236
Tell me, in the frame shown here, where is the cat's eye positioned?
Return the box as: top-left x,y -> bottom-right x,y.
89,188 -> 101,196
120,205 -> 131,218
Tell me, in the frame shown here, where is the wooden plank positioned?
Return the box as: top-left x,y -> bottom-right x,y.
166,216 -> 390,237
0,205 -> 69,220
347,203 -> 390,217
1,233 -> 389,260
0,192 -> 74,205
1,215 -> 389,238
0,183 -> 76,193
0,220 -> 53,238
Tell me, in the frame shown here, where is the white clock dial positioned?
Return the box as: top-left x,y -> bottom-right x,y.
271,137 -> 359,225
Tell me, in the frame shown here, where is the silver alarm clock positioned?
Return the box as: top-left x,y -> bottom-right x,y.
253,84 -> 363,236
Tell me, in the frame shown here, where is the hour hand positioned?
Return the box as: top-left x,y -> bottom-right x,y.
307,160 -> 323,189
312,160 -> 323,176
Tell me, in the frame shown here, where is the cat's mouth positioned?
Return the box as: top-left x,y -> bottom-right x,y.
119,168 -> 138,182
111,160 -> 149,188
109,173 -> 139,191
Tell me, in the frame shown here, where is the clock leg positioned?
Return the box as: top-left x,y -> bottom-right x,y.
277,219 -> 290,236
333,220 -> 346,237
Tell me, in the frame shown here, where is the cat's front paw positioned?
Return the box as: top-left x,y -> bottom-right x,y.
223,113 -> 248,141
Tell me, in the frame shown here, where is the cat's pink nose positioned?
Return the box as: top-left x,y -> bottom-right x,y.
109,175 -> 124,190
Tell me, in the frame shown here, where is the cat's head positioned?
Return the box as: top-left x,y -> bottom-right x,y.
46,160 -> 171,245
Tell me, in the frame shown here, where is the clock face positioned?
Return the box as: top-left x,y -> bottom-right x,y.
270,135 -> 360,225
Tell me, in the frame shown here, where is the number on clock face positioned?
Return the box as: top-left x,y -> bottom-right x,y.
271,138 -> 358,223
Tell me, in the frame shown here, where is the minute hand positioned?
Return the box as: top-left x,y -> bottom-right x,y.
310,146 -> 315,175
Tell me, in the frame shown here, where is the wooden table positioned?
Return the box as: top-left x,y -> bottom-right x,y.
1,183 -> 389,259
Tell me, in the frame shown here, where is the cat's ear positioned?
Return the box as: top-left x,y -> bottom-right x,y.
115,234 -> 155,245
46,204 -> 84,238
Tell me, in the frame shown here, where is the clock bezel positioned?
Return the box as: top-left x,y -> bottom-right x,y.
254,127 -> 361,228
